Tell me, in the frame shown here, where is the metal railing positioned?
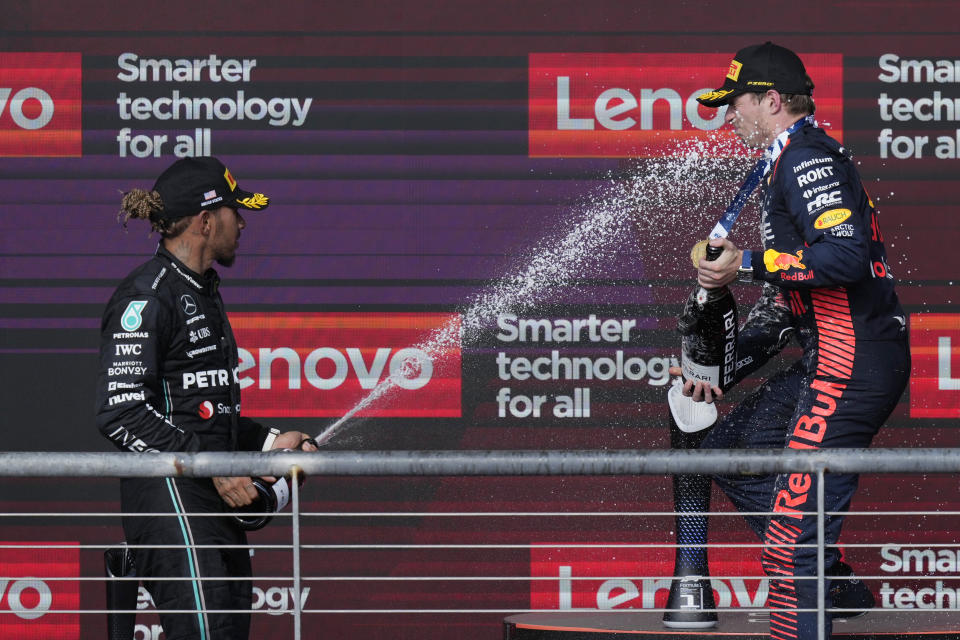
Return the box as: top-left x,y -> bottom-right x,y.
1,448 -> 959,640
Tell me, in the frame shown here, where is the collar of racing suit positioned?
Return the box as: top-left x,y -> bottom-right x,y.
154,243 -> 220,295
763,114 -> 817,177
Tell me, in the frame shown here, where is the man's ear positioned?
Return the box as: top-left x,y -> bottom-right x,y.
765,89 -> 784,114
197,210 -> 212,236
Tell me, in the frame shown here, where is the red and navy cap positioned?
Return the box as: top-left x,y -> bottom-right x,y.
152,156 -> 269,220
697,42 -> 813,108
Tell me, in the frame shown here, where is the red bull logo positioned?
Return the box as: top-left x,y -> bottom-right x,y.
764,249 -> 806,272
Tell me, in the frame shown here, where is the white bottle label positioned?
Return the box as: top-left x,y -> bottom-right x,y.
681,356 -> 721,388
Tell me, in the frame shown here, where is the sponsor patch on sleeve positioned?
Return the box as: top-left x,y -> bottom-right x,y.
814,208 -> 852,229
120,300 -> 148,332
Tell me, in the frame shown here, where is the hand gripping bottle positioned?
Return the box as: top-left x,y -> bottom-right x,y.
677,243 -> 738,393
232,475 -> 300,531
232,437 -> 317,531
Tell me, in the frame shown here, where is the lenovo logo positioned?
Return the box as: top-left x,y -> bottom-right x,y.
530,543 -> 767,610
0,542 -> 79,639
0,53 -> 81,157
231,312 -> 462,418
911,313 -> 960,418
529,53 -> 843,158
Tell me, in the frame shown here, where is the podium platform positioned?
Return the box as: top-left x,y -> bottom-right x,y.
503,611 -> 960,640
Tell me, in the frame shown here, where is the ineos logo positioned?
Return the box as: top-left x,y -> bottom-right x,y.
0,579 -> 52,619
0,88 -> 55,130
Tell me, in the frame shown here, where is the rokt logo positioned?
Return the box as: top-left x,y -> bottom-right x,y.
0,53 -> 81,157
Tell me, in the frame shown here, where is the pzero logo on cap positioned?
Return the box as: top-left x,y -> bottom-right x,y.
726,60 -> 743,81
224,168 -> 237,191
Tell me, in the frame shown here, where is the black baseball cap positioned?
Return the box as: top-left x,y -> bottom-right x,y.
152,156 -> 269,220
697,42 -> 813,108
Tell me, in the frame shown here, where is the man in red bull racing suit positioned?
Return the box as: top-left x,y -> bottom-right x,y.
679,43 -> 909,640
96,157 -> 317,639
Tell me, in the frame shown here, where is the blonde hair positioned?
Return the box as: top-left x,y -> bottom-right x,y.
782,75 -> 816,117
118,189 -> 192,237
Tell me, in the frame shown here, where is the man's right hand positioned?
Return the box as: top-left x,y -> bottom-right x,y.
696,238 -> 741,290
213,476 -> 259,508
668,366 -> 724,404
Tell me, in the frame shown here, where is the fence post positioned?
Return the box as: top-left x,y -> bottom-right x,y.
292,468 -> 302,640
817,467 -> 825,640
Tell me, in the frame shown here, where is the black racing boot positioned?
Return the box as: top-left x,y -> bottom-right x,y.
828,560 -> 875,618
663,576 -> 718,628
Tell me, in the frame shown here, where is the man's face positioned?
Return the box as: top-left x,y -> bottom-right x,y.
209,205 -> 246,267
724,92 -> 772,149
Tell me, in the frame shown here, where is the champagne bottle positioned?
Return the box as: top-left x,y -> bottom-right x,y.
232,437 -> 318,531
663,242 -> 736,629
232,475 -> 298,531
677,243 -> 738,393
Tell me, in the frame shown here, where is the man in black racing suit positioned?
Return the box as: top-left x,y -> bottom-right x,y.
96,156 -> 317,639
675,43 -> 909,640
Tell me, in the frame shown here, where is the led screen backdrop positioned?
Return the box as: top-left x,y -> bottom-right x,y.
1,1 -> 958,638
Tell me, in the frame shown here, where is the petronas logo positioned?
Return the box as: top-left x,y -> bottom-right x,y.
121,300 -> 148,332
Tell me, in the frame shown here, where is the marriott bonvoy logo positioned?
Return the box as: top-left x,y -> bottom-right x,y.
528,53 -> 843,158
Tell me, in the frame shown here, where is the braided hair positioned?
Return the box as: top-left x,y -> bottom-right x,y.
118,189 -> 191,237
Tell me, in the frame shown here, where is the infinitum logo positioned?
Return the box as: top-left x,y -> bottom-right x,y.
231,312 -> 462,418
910,313 -> 960,418
0,53 -> 81,157
528,53 -> 843,158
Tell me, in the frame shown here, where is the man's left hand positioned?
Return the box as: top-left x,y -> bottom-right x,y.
262,431 -> 318,484
269,430 -> 319,452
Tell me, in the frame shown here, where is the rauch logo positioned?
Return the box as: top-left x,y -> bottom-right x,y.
0,542 -> 79,639
0,53 -> 81,157
230,312 -> 462,418
528,52 -> 843,158
910,313 -> 960,418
